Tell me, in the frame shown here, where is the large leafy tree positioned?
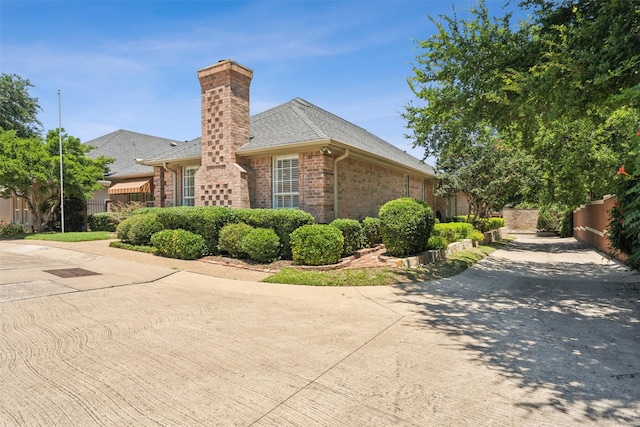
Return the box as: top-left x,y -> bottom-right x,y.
437,135 -> 538,220
0,128 -> 112,231
404,0 -> 640,213
0,73 -> 43,138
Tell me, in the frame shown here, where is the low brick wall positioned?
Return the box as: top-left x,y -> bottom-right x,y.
482,227 -> 509,245
384,227 -> 509,268
503,208 -> 538,231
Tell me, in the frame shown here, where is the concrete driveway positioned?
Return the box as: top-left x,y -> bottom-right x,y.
0,236 -> 638,426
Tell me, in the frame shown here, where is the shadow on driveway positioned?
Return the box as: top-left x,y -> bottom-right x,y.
394,236 -> 640,424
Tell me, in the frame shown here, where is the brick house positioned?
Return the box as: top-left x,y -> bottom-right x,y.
137,59 -> 464,222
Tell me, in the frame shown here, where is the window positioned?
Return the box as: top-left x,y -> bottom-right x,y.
403,175 -> 409,197
273,156 -> 299,209
421,178 -> 425,201
183,166 -> 197,206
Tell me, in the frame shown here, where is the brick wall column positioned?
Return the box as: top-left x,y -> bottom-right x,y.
195,60 -> 253,207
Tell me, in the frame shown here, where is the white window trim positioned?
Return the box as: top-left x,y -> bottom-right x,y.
273,155 -> 299,209
403,175 -> 409,197
182,166 -> 198,206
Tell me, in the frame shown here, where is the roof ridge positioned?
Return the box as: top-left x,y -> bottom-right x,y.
289,98 -> 329,140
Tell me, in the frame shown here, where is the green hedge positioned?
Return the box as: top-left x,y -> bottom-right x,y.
379,198 -> 435,257
330,218 -> 364,257
87,212 -> 121,232
241,228 -> 281,263
432,222 -> 475,245
361,217 -> 381,247
116,213 -> 163,245
218,223 -> 254,258
290,224 -> 344,266
153,206 -> 238,254
234,208 -> 315,259
151,229 -> 207,260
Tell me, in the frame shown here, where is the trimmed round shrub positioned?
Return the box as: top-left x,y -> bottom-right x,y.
151,229 -> 207,260
122,213 -> 163,245
218,222 -> 255,258
330,218 -> 365,257
290,224 -> 344,266
427,235 -> 448,250
378,197 -> 435,257
471,230 -> 485,243
361,217 -> 381,247
241,228 -> 281,263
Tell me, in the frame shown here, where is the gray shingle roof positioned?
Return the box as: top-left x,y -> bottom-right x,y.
143,137 -> 202,162
238,98 -> 434,175
119,99 -> 434,176
85,130 -> 184,178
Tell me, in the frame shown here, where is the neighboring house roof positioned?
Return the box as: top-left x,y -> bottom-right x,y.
141,137 -> 202,164
138,98 -> 434,176
85,129 -> 185,178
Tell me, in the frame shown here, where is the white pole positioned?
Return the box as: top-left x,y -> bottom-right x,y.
58,89 -> 64,233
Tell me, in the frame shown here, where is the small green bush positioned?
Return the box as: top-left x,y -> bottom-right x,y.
537,206 -> 561,232
427,235 -> 448,250
116,217 -> 133,241
486,218 -> 505,231
121,213 -> 163,245
88,212 -> 120,232
241,228 -> 281,263
379,198 -> 435,257
471,230 -> 485,243
218,222 -> 255,258
432,222 -> 475,245
151,229 -> 207,260
558,209 -> 573,238
330,218 -> 365,257
0,221 -> 25,235
290,224 -> 344,266
361,217 -> 381,247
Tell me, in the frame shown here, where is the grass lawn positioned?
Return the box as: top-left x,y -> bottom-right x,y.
23,231 -> 115,242
263,240 -> 512,286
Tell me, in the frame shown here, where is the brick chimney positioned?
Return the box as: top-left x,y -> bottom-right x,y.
195,59 -> 253,207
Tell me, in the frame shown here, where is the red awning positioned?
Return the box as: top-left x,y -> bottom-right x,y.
107,179 -> 152,195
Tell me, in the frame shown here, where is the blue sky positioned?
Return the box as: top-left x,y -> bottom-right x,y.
1,0 -> 521,163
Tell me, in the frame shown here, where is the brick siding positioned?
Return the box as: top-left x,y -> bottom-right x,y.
573,195 -> 626,261
195,60 -> 253,208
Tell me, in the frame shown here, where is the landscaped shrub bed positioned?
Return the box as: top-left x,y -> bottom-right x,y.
241,228 -> 281,263
361,217 -> 381,247
447,215 -> 505,232
379,197 -> 435,257
330,218 -> 365,257
431,222 -> 475,245
153,206 -> 237,254
151,229 -> 207,260
116,213 -> 163,246
233,208 -> 315,258
218,222 -> 255,258
290,224 -> 344,266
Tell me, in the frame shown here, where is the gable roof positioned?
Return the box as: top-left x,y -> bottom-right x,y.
134,98 -> 434,176
238,98 -> 434,176
86,129 -> 184,178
